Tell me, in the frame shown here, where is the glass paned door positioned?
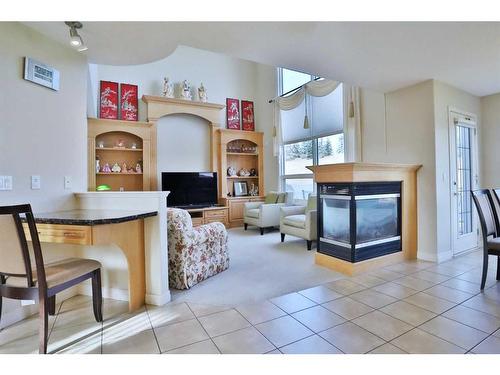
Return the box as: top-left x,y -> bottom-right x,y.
450,112 -> 478,255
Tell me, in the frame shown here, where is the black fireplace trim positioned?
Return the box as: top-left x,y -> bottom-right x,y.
319,238 -> 402,262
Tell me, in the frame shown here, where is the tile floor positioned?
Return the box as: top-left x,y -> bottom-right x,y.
2,250 -> 500,354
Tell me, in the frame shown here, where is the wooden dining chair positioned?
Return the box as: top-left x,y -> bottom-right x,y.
493,189 -> 500,209
471,190 -> 500,290
0,204 -> 103,354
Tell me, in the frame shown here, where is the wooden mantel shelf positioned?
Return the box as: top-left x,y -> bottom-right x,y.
142,95 -> 225,110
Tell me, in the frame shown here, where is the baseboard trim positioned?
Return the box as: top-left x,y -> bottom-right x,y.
78,285 -> 129,302
417,250 -> 453,263
145,291 -> 171,306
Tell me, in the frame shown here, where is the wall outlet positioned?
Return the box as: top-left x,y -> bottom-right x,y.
64,175 -> 72,190
31,175 -> 41,190
0,176 -> 13,191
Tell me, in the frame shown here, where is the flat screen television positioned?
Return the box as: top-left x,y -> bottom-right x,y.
161,172 -> 218,208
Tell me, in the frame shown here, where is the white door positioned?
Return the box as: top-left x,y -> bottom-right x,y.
449,110 -> 479,255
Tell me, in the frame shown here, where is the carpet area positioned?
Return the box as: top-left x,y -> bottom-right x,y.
170,227 -> 344,306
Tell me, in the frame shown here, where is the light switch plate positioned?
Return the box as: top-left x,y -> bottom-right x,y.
31,175 -> 41,190
0,176 -> 13,191
64,175 -> 72,190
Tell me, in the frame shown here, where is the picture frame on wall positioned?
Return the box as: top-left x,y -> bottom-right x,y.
234,181 -> 248,197
99,80 -> 119,119
241,100 -> 255,131
226,98 -> 240,130
120,83 -> 138,121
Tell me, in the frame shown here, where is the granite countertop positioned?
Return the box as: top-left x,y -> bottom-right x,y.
22,209 -> 157,226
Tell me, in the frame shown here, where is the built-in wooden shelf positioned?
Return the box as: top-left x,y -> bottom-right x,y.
227,176 -> 259,179
97,172 -> 143,175
96,147 -> 143,152
226,152 -> 258,156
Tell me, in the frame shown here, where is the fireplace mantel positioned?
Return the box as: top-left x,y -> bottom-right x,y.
308,162 -> 422,275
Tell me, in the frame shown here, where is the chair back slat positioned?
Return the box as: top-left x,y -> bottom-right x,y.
0,215 -> 29,276
472,190 -> 499,238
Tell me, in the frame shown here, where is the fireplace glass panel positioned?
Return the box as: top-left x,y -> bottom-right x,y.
356,197 -> 398,244
322,198 -> 350,244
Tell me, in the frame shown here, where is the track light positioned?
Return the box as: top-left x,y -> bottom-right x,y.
65,21 -> 87,52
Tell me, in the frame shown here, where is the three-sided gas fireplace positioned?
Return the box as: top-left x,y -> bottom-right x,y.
318,181 -> 402,263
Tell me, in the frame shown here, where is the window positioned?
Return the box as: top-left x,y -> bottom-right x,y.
278,68 -> 345,200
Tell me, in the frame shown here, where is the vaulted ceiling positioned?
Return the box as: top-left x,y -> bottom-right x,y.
24,21 -> 500,96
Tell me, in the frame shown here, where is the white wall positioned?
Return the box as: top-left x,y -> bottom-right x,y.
480,93 -> 500,189
93,45 -> 279,192
0,22 -> 88,326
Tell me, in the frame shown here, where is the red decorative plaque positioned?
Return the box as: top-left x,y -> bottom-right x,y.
241,100 -> 255,131
120,83 -> 138,121
99,81 -> 119,119
226,98 -> 240,130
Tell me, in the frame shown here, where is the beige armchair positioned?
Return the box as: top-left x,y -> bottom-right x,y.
280,194 -> 317,250
244,191 -> 293,235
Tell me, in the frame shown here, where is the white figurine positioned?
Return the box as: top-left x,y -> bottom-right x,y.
198,83 -> 208,102
181,80 -> 192,100
162,77 -> 174,98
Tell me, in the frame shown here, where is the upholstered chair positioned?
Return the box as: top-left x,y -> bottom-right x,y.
0,204 -> 103,354
280,194 -> 317,250
167,208 -> 229,289
243,191 -> 294,235
471,189 -> 500,290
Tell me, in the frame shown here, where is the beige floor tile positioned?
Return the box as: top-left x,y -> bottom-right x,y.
368,268 -> 405,282
471,335 -> 500,354
391,328 -> 465,354
443,305 -> 500,334
280,334 -> 342,354
324,278 -> 366,295
456,270 -> 497,287
368,343 -> 407,354
483,284 -> 500,303
212,326 -> 275,354
353,311 -> 412,341
349,289 -> 397,309
298,285 -> 343,304
424,284 -> 475,304
198,309 -> 251,337
393,276 -> 436,291
322,297 -> 374,320
269,292 -> 316,313
102,329 -> 159,354
320,322 -> 384,354
412,270 -> 451,283
350,274 -> 386,288
440,259 -> 477,272
384,262 -> 422,275
154,318 -> 209,352
266,349 -> 282,354
49,321 -> 102,354
419,316 -> 489,350
102,299 -> 130,322
165,339 -> 220,354
291,305 -> 345,333
380,301 -> 437,326
54,332 -> 102,354
255,315 -> 313,348
441,278 -> 481,294
186,302 -> 232,317
372,282 -> 419,299
463,295 -> 500,318
424,264 -> 467,277
403,292 -> 456,314
146,302 -> 195,328
236,301 -> 286,325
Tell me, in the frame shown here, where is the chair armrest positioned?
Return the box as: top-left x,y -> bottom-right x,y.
192,222 -> 226,244
306,209 -> 318,237
280,205 -> 306,220
244,201 -> 264,215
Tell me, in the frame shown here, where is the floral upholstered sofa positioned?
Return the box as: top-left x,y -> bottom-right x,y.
167,208 -> 229,289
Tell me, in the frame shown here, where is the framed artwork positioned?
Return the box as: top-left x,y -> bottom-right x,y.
99,81 -> 119,119
241,100 -> 255,131
226,98 -> 240,130
120,83 -> 138,121
234,181 -> 248,197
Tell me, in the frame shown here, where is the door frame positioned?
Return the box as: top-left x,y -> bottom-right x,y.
448,107 -> 479,256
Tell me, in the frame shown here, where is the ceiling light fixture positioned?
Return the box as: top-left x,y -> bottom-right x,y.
65,21 -> 88,52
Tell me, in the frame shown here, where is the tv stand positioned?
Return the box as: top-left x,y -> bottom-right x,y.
185,206 -> 228,227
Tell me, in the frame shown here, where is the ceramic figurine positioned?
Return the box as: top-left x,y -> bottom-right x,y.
250,168 -> 257,176
98,141 -> 104,148
111,163 -> 121,173
238,168 -> 250,177
162,77 -> 174,98
135,163 -> 142,173
128,167 -> 135,173
102,163 -> 112,173
96,159 -> 100,173
227,166 -> 236,176
181,80 -> 192,100
249,183 -> 259,196
198,83 -> 208,102
122,162 -> 128,173
131,143 -> 137,149
115,139 -> 125,148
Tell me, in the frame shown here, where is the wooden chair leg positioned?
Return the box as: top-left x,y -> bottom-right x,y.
38,296 -> 49,354
48,296 -> 56,316
481,252 -> 489,290
281,233 -> 285,242
0,275 -> 5,326
497,256 -> 500,281
260,228 -> 264,235
307,241 -> 312,251
91,269 -> 103,322
244,223 -> 248,230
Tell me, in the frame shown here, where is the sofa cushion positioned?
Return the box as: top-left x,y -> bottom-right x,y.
265,192 -> 279,204
246,208 -> 260,219
283,214 -> 306,229
277,192 -> 287,203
